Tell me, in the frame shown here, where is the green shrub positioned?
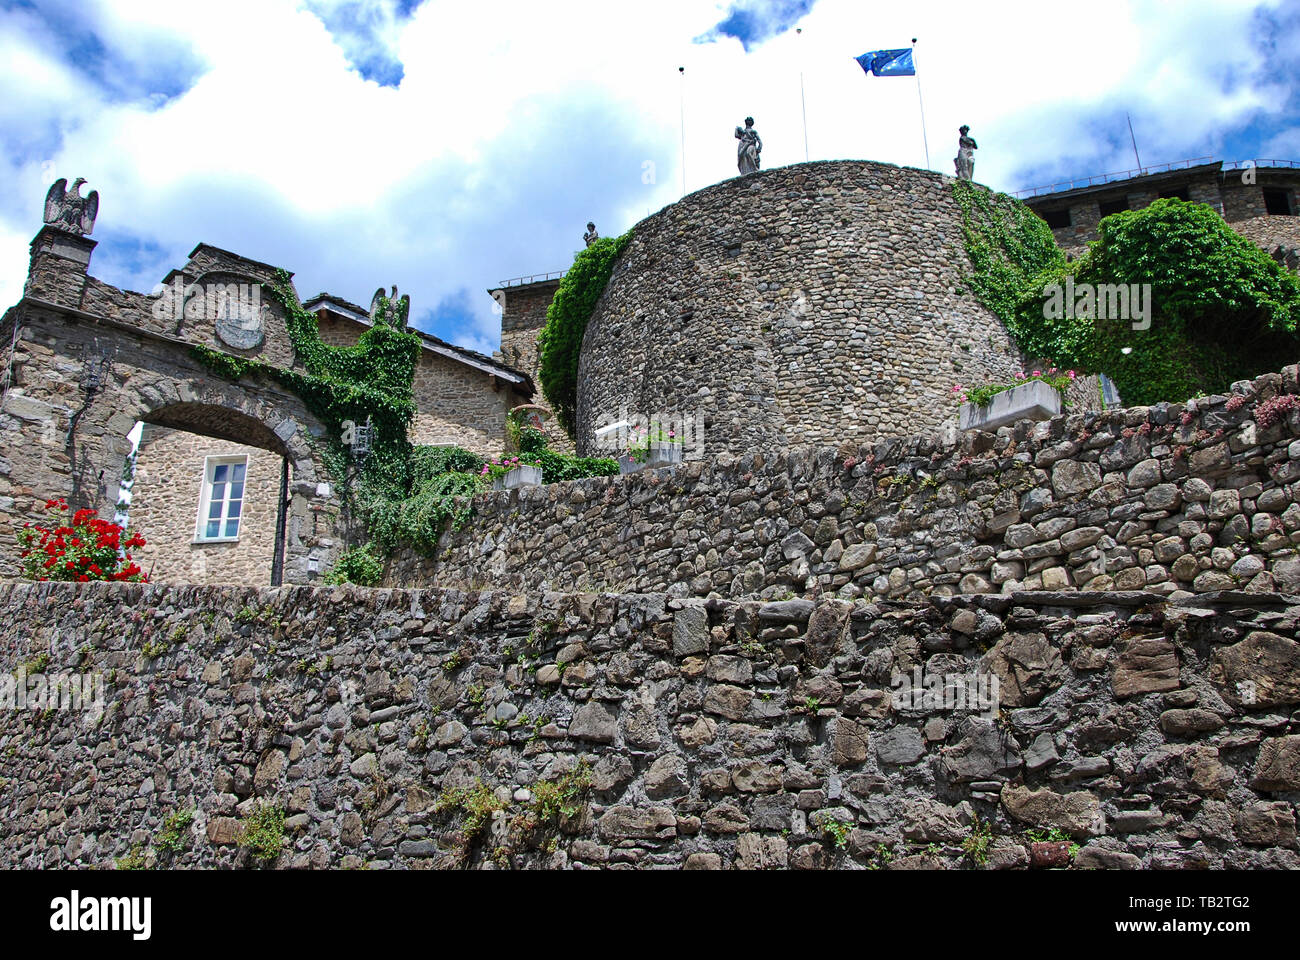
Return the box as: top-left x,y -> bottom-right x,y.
156,807 -> 194,858
522,449 -> 618,484
323,543 -> 384,586
238,804 -> 286,863
953,183 -> 1300,406
1061,199 -> 1300,404
538,231 -> 633,438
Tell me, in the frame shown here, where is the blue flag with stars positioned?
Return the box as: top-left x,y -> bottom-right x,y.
855,48 -> 915,77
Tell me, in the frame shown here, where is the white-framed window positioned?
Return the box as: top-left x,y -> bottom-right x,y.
195,455 -> 248,542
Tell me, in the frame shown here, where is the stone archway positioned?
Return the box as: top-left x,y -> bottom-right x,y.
0,288 -> 345,585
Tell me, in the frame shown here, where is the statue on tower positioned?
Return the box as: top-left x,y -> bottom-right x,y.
954,126 -> 977,181
44,177 -> 99,235
735,117 -> 762,175
583,222 -> 599,247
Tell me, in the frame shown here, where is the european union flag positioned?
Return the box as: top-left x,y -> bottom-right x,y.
855,48 -> 915,77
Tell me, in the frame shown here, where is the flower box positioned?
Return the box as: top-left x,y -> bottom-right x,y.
492,464 -> 543,490
959,380 -> 1062,432
619,441 -> 684,474
645,441 -> 683,468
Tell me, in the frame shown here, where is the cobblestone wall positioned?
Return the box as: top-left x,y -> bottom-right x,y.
399,367 -> 1300,601
574,160 -> 1025,456
1,580 -> 1296,870
1231,215 -> 1300,266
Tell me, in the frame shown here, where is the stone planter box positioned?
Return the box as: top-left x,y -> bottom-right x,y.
959,381 -> 1062,432
492,464 -> 543,490
619,442 -> 684,474
645,441 -> 683,468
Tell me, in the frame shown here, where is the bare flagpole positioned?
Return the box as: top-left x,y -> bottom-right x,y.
912,38 -> 930,170
679,66 -> 687,196
1126,112 -> 1144,174
797,28 -> 809,162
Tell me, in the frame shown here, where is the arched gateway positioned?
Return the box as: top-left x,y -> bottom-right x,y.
0,205 -> 346,584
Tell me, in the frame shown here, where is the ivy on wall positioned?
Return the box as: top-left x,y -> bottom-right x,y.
193,287 -> 616,566
192,275 -> 445,555
193,272 -> 421,499
953,182 -> 1300,406
538,230 -> 633,438
951,180 -> 1067,345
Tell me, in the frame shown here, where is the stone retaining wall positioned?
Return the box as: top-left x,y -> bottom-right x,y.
393,367 -> 1300,601
1,581 -> 1297,870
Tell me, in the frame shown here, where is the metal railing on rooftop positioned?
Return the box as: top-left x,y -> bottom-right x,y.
1014,157 -> 1300,200
1221,158 -> 1300,172
495,270 -> 565,289
1013,157 -> 1215,199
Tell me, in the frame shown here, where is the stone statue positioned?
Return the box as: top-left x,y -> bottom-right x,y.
43,177 -> 99,235
583,222 -> 599,247
735,117 -> 762,175
370,285 -> 411,329
954,126 -> 977,181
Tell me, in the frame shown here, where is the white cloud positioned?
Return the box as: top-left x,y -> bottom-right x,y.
0,0 -> 1294,346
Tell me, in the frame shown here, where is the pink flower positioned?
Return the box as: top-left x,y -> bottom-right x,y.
1032,370 -> 1041,377
1067,370 -> 1077,380
1015,372 -> 1025,380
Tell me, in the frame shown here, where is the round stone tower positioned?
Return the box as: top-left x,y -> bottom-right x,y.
575,159 -> 1025,456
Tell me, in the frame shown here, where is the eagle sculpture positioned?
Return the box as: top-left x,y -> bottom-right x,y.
44,177 -> 99,235
370,285 -> 411,330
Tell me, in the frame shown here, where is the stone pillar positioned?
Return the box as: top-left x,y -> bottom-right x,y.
25,226 -> 96,309
283,480 -> 340,584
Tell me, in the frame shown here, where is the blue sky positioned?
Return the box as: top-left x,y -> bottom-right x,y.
0,0 -> 1296,355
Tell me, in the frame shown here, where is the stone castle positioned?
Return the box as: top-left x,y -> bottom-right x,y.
1,154 -> 1300,871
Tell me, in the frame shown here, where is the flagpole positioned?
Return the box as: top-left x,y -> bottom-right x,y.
1126,112 -> 1144,174
679,66 -> 687,196
797,28 -> 809,162
912,38 -> 930,170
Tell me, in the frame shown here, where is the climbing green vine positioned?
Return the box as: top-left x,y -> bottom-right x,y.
538,230 -> 633,438
951,180 -> 1067,346
192,271 -> 420,502
952,182 -> 1300,406
193,288 -> 616,566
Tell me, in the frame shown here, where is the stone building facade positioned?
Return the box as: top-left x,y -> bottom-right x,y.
0,206 -> 533,588
303,293 -> 533,453
490,274 -> 573,452
1022,160 -> 1300,262
0,228 -> 342,586
127,427 -> 280,585
117,290 -> 532,588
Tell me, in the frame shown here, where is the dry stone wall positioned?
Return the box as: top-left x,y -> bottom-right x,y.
574,160 -> 1024,456
1,580 -> 1298,870
398,367 -> 1300,602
